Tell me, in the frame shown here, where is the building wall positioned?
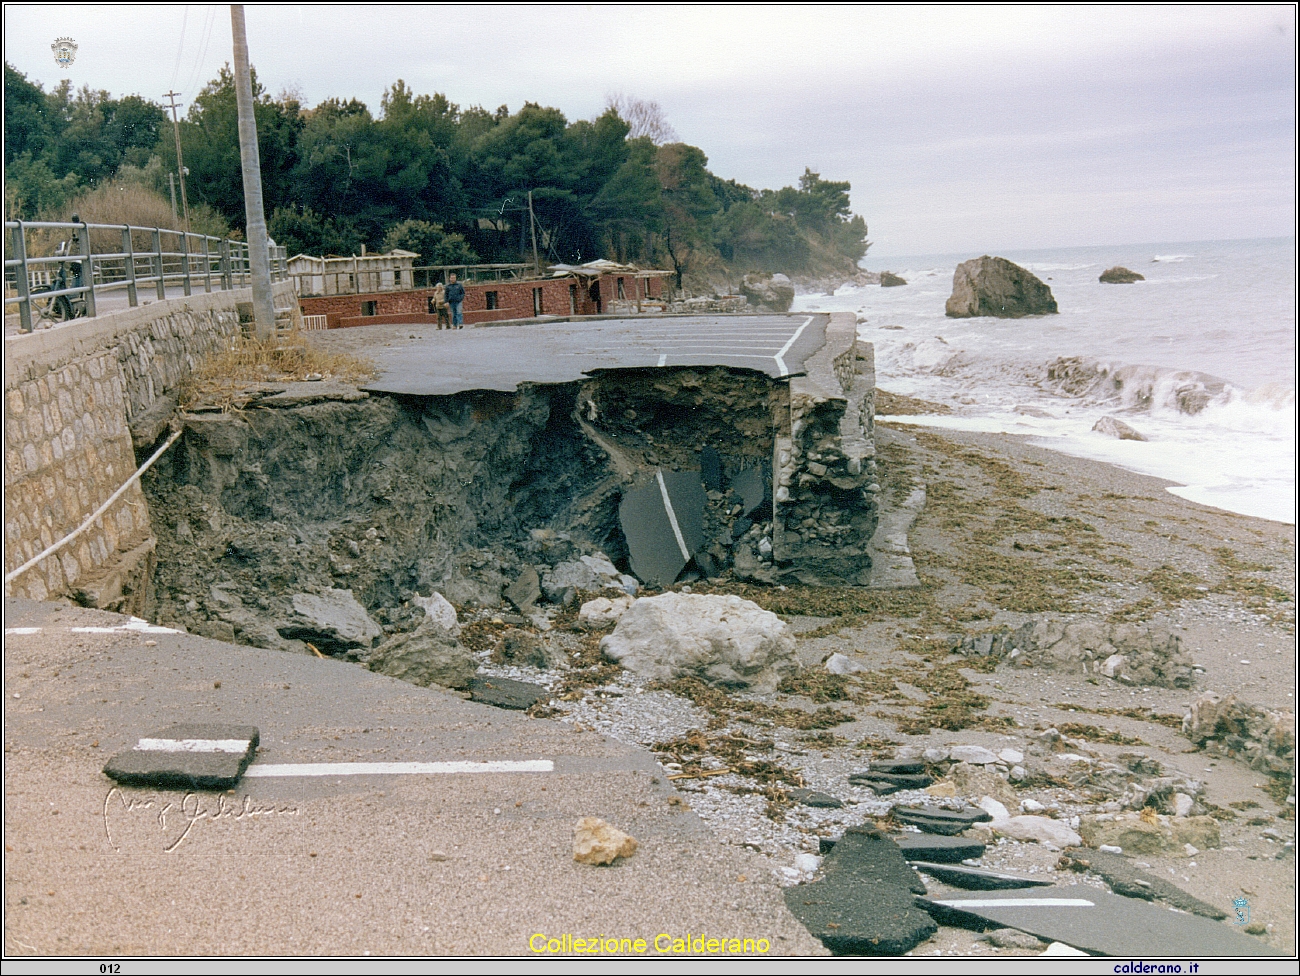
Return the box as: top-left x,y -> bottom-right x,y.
3,281 -> 296,611
298,274 -> 665,327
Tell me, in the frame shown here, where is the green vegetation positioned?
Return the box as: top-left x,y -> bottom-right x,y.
6,64 -> 869,286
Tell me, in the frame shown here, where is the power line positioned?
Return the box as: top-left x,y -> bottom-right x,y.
185,6 -> 218,98
169,6 -> 189,91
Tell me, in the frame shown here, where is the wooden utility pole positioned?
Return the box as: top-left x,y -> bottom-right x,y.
527,190 -> 540,277
230,4 -> 276,342
162,90 -> 191,235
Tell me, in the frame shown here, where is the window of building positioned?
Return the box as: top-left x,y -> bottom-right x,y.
617,277 -> 626,300
393,268 -> 401,287
486,291 -> 498,310
533,287 -> 544,316
569,283 -> 578,314
361,301 -> 377,316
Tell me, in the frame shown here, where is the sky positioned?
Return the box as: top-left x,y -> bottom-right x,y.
5,4 -> 1296,256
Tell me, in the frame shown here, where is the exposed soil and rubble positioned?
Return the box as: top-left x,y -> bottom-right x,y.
138,371 -> 1296,956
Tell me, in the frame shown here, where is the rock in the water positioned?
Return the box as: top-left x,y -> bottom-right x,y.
367,619 -> 477,689
599,593 -> 798,692
573,817 -> 638,865
880,271 -> 908,287
1093,415 -> 1148,441
739,272 -> 795,312
1182,691 -> 1295,776
579,595 -> 635,630
945,255 -> 1058,318
504,566 -> 541,613
413,591 -> 460,635
1099,266 -> 1144,284
283,588 -> 383,653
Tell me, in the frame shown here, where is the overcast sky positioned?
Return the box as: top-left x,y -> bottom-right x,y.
5,4 -> 1296,256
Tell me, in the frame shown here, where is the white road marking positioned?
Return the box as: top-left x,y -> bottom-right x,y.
244,760 -> 555,778
657,354 -> 667,366
656,470 -> 691,561
9,618 -> 180,636
135,738 -> 251,753
934,898 -> 1096,908
773,316 -> 814,377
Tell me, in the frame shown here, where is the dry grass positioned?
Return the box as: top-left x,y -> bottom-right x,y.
181,330 -> 375,412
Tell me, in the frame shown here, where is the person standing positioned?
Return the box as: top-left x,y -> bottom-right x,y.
446,272 -> 466,328
432,279 -> 449,329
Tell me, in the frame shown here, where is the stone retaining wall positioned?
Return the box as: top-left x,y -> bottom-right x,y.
3,282 -> 295,611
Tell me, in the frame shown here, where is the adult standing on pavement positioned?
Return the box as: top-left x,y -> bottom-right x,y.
446,272 -> 466,329
432,279 -> 449,329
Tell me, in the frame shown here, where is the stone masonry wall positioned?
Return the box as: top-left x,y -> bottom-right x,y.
3,282 -> 295,612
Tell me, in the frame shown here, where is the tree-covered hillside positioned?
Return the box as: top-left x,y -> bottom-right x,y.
5,62 -> 869,289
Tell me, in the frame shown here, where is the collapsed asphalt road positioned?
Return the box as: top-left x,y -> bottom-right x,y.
2,597 -> 824,956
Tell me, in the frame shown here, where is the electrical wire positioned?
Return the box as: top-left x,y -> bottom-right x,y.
170,6 -> 189,92
184,6 -> 218,99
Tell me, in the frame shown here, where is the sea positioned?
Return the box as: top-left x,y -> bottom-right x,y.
792,237 -> 1296,525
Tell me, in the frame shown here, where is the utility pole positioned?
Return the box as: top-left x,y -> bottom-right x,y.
527,190 -> 540,278
162,90 -> 191,235
167,172 -> 178,223
230,4 -> 276,342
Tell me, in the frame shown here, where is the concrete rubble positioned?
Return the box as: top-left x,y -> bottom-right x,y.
599,593 -> 799,693
572,817 -> 638,866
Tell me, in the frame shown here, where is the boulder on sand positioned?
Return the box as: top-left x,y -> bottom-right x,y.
599,592 -> 798,692
1100,266 -> 1144,284
739,273 -> 795,312
945,256 -> 1058,318
1092,415 -> 1148,441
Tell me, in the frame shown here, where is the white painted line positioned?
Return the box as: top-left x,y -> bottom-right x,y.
5,628 -> 41,635
244,760 -> 555,778
656,470 -> 691,561
934,898 -> 1096,908
773,316 -> 814,377
657,354 -> 667,367
135,738 -> 251,753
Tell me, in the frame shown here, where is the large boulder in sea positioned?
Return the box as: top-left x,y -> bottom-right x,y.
739,273 -> 795,312
880,271 -> 908,287
1100,266 -> 1144,284
945,256 -> 1058,318
599,592 -> 799,692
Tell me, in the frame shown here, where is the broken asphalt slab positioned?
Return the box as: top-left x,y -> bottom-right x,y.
785,828 -> 937,955
911,862 -> 1054,891
893,834 -> 987,863
893,804 -> 992,836
467,675 -> 548,710
4,597 -> 826,955
619,468 -> 706,587
1059,848 -> 1228,920
918,888 -> 1286,956
102,723 -> 259,790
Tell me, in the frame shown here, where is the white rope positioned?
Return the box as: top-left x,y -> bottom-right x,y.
4,428 -> 183,589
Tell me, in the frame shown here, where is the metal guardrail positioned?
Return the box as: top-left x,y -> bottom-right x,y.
4,219 -> 288,333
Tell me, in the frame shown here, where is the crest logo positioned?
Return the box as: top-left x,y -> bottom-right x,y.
51,37 -> 78,68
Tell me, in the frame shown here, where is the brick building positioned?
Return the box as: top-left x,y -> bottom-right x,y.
297,260 -> 671,329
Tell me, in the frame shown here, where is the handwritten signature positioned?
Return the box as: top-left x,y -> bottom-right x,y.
499,198 -> 514,215
103,787 -> 299,853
